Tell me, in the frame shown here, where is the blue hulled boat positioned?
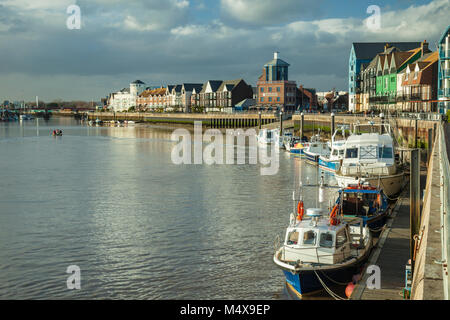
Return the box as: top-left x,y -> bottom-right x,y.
336,184 -> 389,232
274,205 -> 372,298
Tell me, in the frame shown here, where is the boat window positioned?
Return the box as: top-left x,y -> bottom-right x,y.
345,148 -> 358,158
339,150 -> 344,156
359,146 -> 377,159
302,230 -> 316,246
267,131 -> 272,139
319,232 -> 334,248
332,150 -> 338,156
379,146 -> 393,159
287,231 -> 299,245
336,230 -> 348,248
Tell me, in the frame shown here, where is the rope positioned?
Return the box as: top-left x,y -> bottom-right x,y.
318,269 -> 349,286
313,270 -> 348,300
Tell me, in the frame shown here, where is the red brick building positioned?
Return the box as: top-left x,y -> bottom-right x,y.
257,52 -> 298,112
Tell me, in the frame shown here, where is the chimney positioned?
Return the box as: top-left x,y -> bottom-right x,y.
421,40 -> 429,56
274,51 -> 279,60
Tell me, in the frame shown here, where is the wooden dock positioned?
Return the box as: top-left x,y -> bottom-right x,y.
351,186 -> 411,300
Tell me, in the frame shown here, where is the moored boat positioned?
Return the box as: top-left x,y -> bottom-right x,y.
318,127 -> 347,173
303,135 -> 330,165
273,203 -> 372,298
336,184 -> 389,232
334,123 -> 405,197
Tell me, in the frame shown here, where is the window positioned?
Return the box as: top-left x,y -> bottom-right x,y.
287,231 -> 299,245
359,146 -> 377,159
345,148 -> 358,158
336,230 -> 347,248
303,230 -> 316,246
320,232 -> 334,248
277,97 -> 280,102
268,87 -> 272,92
277,87 -> 280,92
379,146 -> 393,159
260,87 -> 264,92
261,97 -> 264,102
269,97 -> 272,102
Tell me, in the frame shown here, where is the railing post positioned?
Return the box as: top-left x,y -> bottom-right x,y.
410,149 -> 421,275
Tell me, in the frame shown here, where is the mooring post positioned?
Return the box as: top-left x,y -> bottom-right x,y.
414,118 -> 418,148
258,111 -> 261,130
280,111 -> 283,135
331,112 -> 335,149
410,148 -> 420,274
427,128 -> 433,164
300,112 -> 304,138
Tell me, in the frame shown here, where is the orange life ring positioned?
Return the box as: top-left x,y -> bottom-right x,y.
329,204 -> 339,226
297,201 -> 304,221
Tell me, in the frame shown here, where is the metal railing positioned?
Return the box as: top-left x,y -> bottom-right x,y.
438,123 -> 450,299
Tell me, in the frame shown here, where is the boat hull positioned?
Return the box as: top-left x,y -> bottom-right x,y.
303,151 -> 319,164
318,158 -> 340,173
281,256 -> 368,297
335,172 -> 404,197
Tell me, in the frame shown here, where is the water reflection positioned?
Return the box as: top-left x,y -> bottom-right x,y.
0,118 -> 339,299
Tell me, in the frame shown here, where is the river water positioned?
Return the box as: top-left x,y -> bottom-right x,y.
0,117 -> 338,299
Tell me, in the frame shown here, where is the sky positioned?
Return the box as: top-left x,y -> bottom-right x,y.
0,0 -> 449,102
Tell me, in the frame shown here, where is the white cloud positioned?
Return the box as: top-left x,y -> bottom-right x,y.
220,0 -> 322,25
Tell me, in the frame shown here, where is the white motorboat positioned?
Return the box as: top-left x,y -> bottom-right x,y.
334,123 -> 405,197
303,134 -> 330,165
318,127 -> 347,173
273,204 -> 372,298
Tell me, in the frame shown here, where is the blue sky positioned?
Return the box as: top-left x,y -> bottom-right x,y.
0,0 -> 448,102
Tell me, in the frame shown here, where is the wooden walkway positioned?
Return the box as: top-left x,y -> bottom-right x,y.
351,186 -> 411,300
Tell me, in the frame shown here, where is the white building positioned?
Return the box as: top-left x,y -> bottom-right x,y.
108,80 -> 146,111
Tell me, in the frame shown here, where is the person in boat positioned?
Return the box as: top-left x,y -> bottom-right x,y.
52,130 -> 56,136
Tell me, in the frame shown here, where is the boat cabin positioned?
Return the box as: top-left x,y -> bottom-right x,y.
338,187 -> 388,217
340,133 -> 396,175
281,208 -> 363,265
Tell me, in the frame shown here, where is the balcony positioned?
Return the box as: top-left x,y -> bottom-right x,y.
442,69 -> 450,78
438,88 -> 450,98
439,49 -> 450,59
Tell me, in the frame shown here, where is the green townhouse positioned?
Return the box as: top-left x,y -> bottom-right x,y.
370,41 -> 430,111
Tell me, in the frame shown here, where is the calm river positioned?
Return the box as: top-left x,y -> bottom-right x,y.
0,117 -> 337,299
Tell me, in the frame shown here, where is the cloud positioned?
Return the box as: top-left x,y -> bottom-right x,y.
0,0 -> 449,101
220,0 -> 324,25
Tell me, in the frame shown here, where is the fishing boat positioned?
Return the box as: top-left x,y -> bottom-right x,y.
257,128 -> 279,145
289,140 -> 308,155
336,184 -> 389,232
303,134 -> 330,165
273,202 -> 372,298
318,127 -> 347,173
334,123 -> 404,197
280,132 -> 293,149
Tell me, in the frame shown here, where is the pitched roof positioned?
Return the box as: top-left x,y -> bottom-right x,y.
201,80 -> 223,93
218,79 -> 244,92
352,42 -> 422,60
182,83 -> 203,92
